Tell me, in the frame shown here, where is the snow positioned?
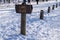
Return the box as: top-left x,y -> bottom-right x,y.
0,1 -> 60,40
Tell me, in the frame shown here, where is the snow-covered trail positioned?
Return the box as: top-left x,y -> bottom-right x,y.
0,1 -> 60,40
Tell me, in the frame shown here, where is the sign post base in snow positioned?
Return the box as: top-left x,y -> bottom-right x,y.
40,10 -> 44,19
15,3 -> 33,35
48,7 -> 50,13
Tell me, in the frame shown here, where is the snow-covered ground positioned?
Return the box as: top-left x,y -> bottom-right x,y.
0,1 -> 60,40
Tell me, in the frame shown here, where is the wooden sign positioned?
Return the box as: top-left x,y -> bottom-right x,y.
15,4 -> 33,14
15,3 -> 33,35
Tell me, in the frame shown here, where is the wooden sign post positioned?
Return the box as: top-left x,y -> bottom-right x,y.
20,4 -> 26,35
15,3 -> 33,35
